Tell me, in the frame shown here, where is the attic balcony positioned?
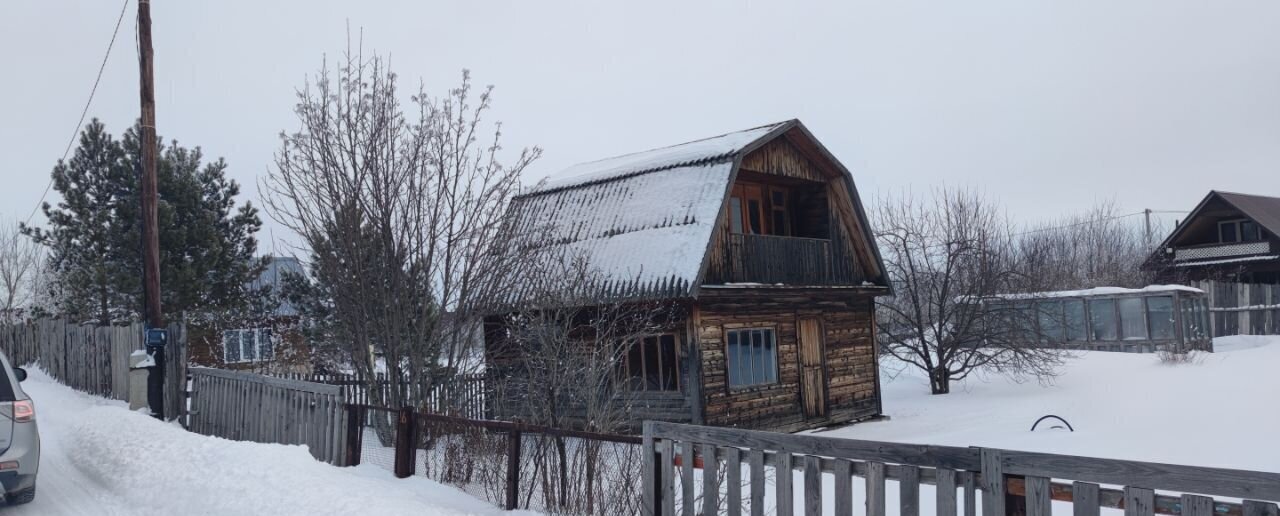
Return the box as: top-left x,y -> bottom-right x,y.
710,233 -> 860,286
1173,241 -> 1272,262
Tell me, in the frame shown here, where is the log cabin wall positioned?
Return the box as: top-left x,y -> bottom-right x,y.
693,290 -> 881,432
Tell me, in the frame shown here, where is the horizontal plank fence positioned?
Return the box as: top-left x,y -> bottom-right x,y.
278,372 -> 487,419
643,420 -> 1280,516
189,367 -> 345,465
0,319 -> 186,418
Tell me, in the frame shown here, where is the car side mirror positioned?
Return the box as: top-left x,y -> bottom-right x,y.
13,368 -> 26,382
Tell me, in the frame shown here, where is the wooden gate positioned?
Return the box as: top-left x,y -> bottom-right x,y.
797,317 -> 827,418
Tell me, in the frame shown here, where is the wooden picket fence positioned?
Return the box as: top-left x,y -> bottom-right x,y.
1192,280 -> 1280,336
643,421 -> 1280,516
278,371 -> 488,419
188,367 -> 346,465
0,319 -> 187,418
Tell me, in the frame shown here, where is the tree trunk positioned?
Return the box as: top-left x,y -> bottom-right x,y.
929,366 -> 951,395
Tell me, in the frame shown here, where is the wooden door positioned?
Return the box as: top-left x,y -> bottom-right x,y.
797,317 -> 828,418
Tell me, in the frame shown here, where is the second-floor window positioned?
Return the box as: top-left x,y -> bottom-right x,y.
223,328 -> 274,364
728,183 -> 790,236
1219,219 -> 1262,243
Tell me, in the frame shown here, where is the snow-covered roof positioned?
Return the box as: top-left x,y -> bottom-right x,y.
527,122 -> 786,194
492,119 -> 889,309
988,285 -> 1204,301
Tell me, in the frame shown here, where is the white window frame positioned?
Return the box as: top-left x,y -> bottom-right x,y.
222,328 -> 274,364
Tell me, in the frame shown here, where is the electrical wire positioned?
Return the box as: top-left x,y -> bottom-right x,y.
22,0 -> 131,228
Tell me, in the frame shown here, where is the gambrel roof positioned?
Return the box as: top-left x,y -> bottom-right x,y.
497,119 -> 887,307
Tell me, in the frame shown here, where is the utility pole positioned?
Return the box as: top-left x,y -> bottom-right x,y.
1144,208 -> 1153,248
138,0 -> 166,419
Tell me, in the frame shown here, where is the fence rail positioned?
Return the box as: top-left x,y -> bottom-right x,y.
188,367 -> 345,465
0,319 -> 186,419
642,420 -> 1280,516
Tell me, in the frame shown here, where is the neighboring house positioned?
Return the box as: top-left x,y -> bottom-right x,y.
1145,191 -> 1280,336
483,119 -> 890,433
188,256 -> 311,372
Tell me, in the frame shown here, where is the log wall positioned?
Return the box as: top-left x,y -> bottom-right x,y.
693,290 -> 881,432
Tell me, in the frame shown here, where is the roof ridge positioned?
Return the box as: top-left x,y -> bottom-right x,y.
520,120 -> 794,197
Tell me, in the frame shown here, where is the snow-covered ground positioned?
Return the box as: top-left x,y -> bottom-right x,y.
823,335 -> 1280,473
11,368 -> 536,516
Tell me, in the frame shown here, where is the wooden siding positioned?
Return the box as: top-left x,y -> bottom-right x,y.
694,290 -> 881,432
740,137 -> 826,182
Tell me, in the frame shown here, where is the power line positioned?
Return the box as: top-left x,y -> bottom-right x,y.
23,0 -> 131,228
1014,208 -> 1188,237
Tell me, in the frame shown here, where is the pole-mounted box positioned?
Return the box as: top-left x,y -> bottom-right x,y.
144,327 -> 168,349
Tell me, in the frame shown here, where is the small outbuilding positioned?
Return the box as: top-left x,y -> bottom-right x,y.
483,120 -> 890,432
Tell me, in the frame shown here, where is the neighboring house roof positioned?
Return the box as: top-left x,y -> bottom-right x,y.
249,256 -> 305,317
1215,191 -> 1280,238
1146,190 -> 1280,269
496,119 -> 887,308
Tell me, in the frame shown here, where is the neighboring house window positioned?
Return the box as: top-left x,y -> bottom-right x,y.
726,328 -> 778,388
1219,219 -> 1262,243
223,328 -> 274,364
618,334 -> 679,391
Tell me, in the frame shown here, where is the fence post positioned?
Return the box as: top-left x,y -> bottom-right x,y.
393,406 -> 416,478
345,405 -> 363,467
642,421 -> 662,516
980,448 -> 1007,516
505,430 -> 521,510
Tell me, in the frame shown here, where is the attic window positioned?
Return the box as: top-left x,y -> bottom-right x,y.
728,183 -> 791,236
1219,219 -> 1262,243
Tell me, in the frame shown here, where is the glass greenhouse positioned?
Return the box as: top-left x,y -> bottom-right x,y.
983,285 -> 1212,353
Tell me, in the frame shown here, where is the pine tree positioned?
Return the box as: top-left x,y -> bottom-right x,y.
24,120 -> 265,323
23,119 -> 131,324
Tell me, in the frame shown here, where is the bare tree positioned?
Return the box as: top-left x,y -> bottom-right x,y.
262,45 -> 540,410
874,187 -> 1066,395
0,220 -> 44,325
1017,201 -> 1161,290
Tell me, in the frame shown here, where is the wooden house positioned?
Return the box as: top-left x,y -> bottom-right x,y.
483,120 -> 890,433
188,256 -> 311,373
1145,191 -> 1280,336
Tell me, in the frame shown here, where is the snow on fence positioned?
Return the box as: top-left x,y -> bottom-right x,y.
346,405 -> 645,515
188,367 -> 346,465
0,319 -> 187,418
1192,280 -> 1280,336
643,420 -> 1280,516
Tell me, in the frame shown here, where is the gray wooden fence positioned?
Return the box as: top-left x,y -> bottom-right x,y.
1192,280 -> 1280,336
643,421 -> 1280,516
0,319 -> 187,419
188,367 -> 346,465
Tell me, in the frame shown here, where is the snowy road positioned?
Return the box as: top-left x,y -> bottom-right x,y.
8,369 -> 532,516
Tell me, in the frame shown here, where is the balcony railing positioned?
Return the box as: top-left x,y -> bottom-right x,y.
709,233 -> 860,286
1173,241 -> 1272,262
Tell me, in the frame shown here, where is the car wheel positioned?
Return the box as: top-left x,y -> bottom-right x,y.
8,485 -> 34,505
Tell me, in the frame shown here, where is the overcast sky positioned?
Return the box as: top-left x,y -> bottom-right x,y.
4,1 -> 1280,249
